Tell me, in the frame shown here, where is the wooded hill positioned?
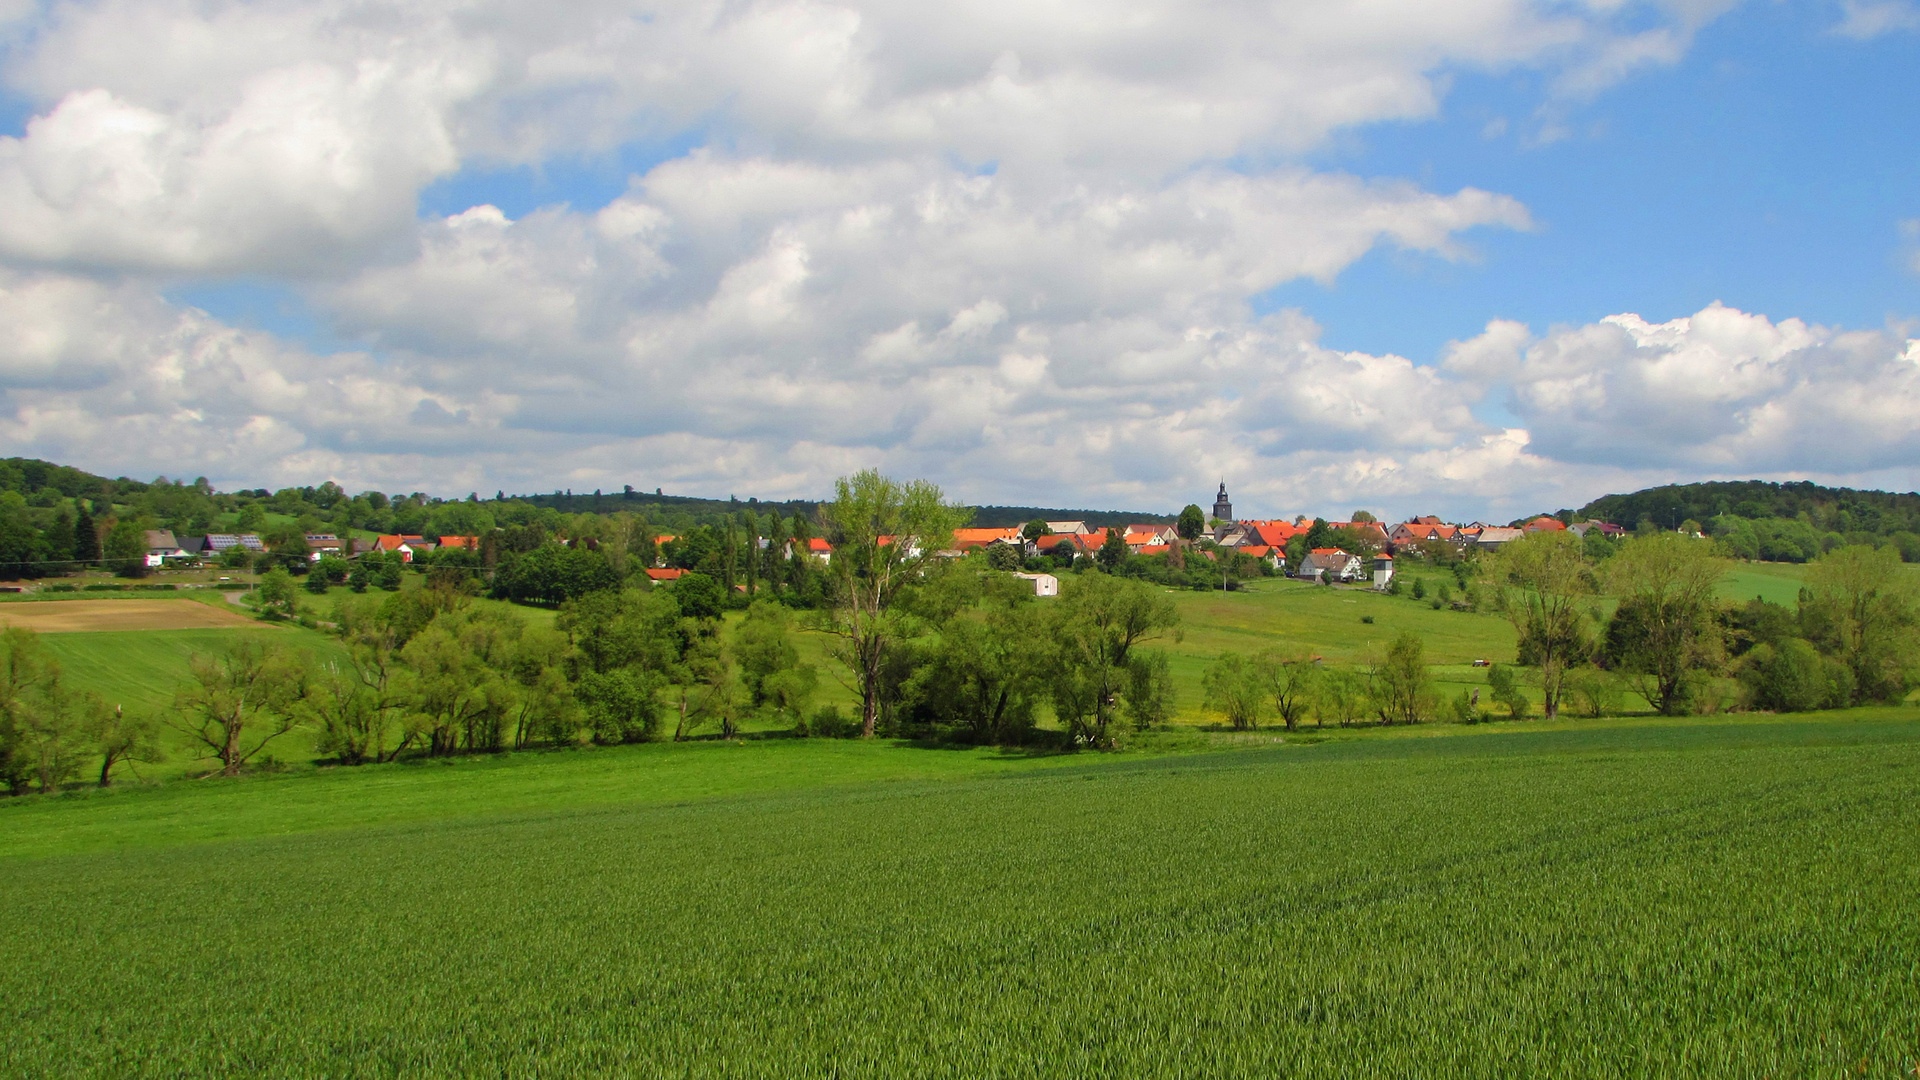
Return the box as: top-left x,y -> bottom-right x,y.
1576,479 -> 1920,563
510,489 -> 1172,529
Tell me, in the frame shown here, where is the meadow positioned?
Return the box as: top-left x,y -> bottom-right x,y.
2,711 -> 1915,1077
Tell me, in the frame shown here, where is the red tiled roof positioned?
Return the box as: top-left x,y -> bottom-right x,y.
1525,516 -> 1567,531
437,535 -> 479,549
645,568 -> 686,581
807,538 -> 833,553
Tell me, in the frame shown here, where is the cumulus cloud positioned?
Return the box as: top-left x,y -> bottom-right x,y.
1446,304 -> 1920,474
8,0 -> 1911,520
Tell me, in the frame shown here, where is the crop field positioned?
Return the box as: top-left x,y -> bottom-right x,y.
0,597 -> 259,632
1,712 -> 1915,1077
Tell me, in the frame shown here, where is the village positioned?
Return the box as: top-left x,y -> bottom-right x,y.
131,480 -> 1627,595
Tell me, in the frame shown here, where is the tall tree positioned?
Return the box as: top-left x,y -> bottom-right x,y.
818,470 -> 968,737
1602,533 -> 1729,714
73,500 -> 100,564
103,518 -> 147,578
1484,531 -> 1594,719
1370,632 -> 1437,725
1801,545 -> 1920,703
1252,650 -> 1320,731
1203,652 -> 1264,730
171,638 -> 309,777
1176,505 -> 1206,543
87,705 -> 163,787
1096,528 -> 1129,572
1047,574 -> 1180,747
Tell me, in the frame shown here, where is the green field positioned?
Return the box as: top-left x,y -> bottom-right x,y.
2,713 -> 1915,1076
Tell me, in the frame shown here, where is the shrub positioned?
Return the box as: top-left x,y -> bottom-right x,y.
800,704 -> 853,738
1447,689 -> 1488,724
1563,667 -> 1626,718
1739,639 -> 1853,713
1487,664 -> 1530,720
1360,614 -> 1375,624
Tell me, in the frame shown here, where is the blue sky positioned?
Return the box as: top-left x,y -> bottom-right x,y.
2,0 -> 1918,518
1260,0 -> 1920,363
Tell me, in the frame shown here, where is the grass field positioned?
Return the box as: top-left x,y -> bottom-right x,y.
1,712 -> 1915,1076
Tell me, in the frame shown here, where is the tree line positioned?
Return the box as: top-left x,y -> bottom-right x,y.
1196,530 -> 1918,729
0,470 -> 1189,793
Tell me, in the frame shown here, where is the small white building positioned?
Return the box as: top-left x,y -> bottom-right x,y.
1012,572 -> 1060,597
1371,554 -> 1395,590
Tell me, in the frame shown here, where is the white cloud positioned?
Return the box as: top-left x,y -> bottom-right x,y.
1448,303 -> 1920,475
14,0 -> 1911,520
1831,0 -> 1920,39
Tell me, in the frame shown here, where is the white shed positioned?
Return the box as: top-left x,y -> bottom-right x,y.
1012,572 -> 1060,597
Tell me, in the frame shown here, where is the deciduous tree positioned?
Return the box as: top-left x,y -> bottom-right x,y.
1484,531 -> 1594,719
172,638 -> 309,777
818,470 -> 968,737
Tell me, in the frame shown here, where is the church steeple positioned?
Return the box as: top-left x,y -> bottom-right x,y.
1212,480 -> 1233,523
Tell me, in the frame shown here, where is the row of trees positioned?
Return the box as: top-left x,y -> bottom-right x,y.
1490,531 -> 1917,718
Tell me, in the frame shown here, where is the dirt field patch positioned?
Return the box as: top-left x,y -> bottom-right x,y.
0,599 -> 262,633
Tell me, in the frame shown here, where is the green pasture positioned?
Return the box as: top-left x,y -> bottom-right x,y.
42,626 -> 345,713
2,712 -> 1915,1076
1718,561 -> 1809,606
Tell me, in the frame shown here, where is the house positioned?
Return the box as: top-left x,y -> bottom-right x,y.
1471,526 -> 1523,550
1388,521 -> 1460,547
950,527 -> 1026,554
1568,520 -> 1626,538
1327,520 -> 1390,546
1036,534 -> 1082,560
1043,521 -> 1089,536
1236,544 -> 1284,571
374,534 -> 427,562
806,537 -> 834,563
143,530 -> 190,567
1228,521 -> 1305,549
1523,516 -> 1567,532
1371,554 -> 1395,590
1297,548 -> 1362,582
644,568 -> 687,583
305,534 -> 348,561
436,535 -> 480,551
1012,572 -> 1059,597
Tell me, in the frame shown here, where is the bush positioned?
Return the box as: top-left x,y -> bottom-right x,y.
1487,664 -> 1530,719
1563,667 -> 1626,718
1447,689 -> 1488,724
83,583 -> 123,592
43,584 -> 76,593
1360,614 -> 1375,624
1411,578 -> 1426,600
1739,639 -> 1853,713
799,704 -> 853,738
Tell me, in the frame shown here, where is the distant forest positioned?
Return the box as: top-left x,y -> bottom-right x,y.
1577,480 -> 1920,563
515,488 -> 1171,529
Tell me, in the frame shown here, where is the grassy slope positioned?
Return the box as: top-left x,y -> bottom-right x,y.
1,713 -> 1915,1076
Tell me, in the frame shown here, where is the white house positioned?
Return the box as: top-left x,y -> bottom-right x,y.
1012,572 -> 1060,597
1297,548 -> 1363,583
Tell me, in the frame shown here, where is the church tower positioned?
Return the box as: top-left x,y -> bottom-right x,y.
1212,481 -> 1233,523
